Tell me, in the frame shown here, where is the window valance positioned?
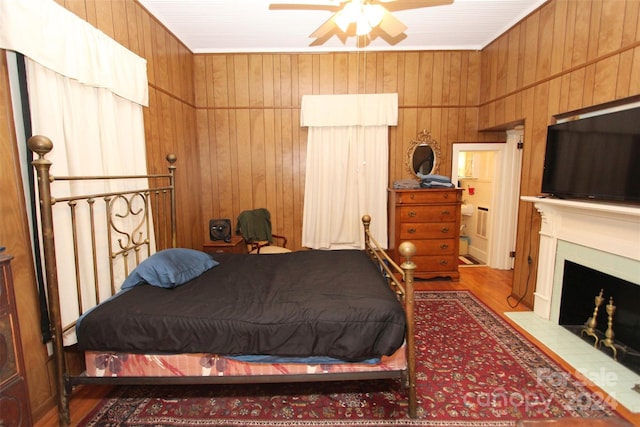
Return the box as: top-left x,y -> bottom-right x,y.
301,93 -> 398,127
0,0 -> 148,106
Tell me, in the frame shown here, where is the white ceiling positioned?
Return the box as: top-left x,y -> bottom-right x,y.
137,0 -> 549,53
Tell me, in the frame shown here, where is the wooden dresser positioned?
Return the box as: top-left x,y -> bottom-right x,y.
388,188 -> 462,280
0,254 -> 33,426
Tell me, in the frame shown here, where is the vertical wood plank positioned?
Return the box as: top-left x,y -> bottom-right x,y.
93,0 -> 115,40
598,0 -> 626,54
431,52 -> 444,105
334,53 -> 349,94
418,52 -> 434,105
536,1 -> 555,81
572,0 -> 592,66
111,0 -> 129,48
550,0 -> 566,76
629,46 -> 640,95
593,56 -> 620,104
249,55 -> 265,107
492,40 -> 505,101
522,11 -> 540,87
587,0 -> 603,61
382,52 -> 399,94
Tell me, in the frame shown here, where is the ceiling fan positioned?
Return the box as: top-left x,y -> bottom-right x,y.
270,0 -> 453,43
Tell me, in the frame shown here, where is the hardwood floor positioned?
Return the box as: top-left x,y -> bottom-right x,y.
34,266 -> 639,426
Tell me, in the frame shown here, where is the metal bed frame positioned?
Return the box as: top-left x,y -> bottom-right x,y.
28,135 -> 418,426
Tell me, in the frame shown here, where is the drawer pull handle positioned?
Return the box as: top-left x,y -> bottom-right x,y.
440,244 -> 449,249
408,228 -> 416,234
443,193 -> 449,198
439,260 -> 449,265
441,227 -> 449,233
441,210 -> 451,216
410,193 -> 415,199
408,211 -> 417,217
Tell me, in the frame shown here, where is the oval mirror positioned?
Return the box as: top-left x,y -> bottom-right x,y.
405,129 -> 441,178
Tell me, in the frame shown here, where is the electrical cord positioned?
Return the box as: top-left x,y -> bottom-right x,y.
507,206 -> 536,308
507,257 -> 531,308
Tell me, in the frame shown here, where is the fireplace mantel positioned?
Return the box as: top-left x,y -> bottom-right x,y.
521,196 -> 640,319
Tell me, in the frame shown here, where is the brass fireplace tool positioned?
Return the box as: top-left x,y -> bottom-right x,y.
598,297 -> 618,361
580,290 -> 622,361
581,289 -> 604,346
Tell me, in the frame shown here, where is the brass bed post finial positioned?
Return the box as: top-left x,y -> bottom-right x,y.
166,154 -> 177,248
28,134 -> 54,159
27,136 -> 71,426
361,215 -> 373,258
362,214 -> 371,242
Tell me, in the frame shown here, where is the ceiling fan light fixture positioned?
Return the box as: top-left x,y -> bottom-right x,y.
275,0 -> 452,45
363,4 -> 384,27
334,2 -> 359,32
334,12 -> 350,32
355,14 -> 372,35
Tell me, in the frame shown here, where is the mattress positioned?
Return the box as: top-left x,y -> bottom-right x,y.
76,250 -> 406,361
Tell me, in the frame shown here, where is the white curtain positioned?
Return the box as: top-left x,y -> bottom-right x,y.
1,0 -> 149,344
26,60 -> 150,345
301,94 -> 398,250
0,0 -> 148,106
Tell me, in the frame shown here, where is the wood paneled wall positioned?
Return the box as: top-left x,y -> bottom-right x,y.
479,0 -> 640,306
193,51 -> 500,250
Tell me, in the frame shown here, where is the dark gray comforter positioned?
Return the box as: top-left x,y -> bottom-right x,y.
76,250 -> 406,361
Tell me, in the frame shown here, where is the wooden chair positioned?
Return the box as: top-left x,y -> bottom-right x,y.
235,208 -> 291,254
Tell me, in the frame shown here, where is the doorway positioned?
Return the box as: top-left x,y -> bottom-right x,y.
451,127 -> 523,269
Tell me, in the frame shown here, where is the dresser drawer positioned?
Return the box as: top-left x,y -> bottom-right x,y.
400,223 -> 457,240
398,206 -> 457,223
412,239 -> 456,255
412,255 -> 458,272
395,190 -> 459,205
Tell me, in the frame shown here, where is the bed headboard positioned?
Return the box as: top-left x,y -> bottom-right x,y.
28,134 -> 177,407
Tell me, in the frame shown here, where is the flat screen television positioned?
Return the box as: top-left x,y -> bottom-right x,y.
541,106 -> 640,203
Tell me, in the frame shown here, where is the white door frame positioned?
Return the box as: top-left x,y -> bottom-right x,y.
451,128 -> 523,269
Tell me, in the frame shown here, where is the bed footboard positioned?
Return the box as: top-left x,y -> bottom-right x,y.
361,215 -> 417,418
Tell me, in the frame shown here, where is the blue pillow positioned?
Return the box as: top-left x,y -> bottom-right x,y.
121,248 -> 218,290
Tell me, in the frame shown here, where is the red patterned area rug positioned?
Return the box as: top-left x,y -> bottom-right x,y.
80,291 -> 620,426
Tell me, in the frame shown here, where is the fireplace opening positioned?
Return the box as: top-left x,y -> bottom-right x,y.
559,260 -> 640,375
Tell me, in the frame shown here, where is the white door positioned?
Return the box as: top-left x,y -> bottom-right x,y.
451,127 -> 523,269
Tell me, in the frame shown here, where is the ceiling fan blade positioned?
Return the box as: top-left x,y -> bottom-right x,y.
309,13 -> 340,38
369,26 -> 408,46
377,8 -> 407,38
269,3 -> 340,11
377,0 -> 453,12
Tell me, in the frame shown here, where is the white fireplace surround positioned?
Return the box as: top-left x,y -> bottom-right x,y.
521,197 -> 640,321
510,197 -> 640,413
